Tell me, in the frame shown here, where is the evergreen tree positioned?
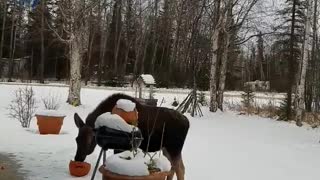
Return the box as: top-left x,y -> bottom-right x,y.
276,0 -> 306,120
241,85 -> 255,114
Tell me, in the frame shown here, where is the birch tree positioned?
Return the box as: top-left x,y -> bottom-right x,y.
209,0 -> 223,112
209,0 -> 259,112
295,0 -> 313,126
217,0 -> 233,111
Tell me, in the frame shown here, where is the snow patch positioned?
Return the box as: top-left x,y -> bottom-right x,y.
116,99 -> 136,112
35,110 -> 66,117
95,112 -> 135,132
104,149 -> 171,176
140,74 -> 156,85
154,156 -> 171,172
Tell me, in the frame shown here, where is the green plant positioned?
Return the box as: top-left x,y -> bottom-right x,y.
277,96 -> 294,121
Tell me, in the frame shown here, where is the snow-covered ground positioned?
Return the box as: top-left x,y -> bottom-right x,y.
0,81 -> 285,107
1,84 -> 320,180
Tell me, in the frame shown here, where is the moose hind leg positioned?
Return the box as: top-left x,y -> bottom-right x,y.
163,149 -> 185,180
163,148 -> 174,180
175,156 -> 185,180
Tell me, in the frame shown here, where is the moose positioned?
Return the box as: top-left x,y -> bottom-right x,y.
74,93 -> 190,180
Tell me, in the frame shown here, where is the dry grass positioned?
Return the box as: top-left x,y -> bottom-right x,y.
224,98 -> 320,128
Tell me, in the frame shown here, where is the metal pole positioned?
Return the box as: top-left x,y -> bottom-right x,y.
90,148 -> 104,180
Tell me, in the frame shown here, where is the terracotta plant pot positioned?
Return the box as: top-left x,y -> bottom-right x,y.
112,106 -> 138,125
99,166 -> 171,180
69,160 -> 91,177
36,115 -> 65,134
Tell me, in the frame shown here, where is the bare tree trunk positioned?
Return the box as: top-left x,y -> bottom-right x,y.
67,0 -> 89,106
121,0 -> 134,76
30,48 -> 33,82
287,0 -> 297,120
84,6 -> 95,86
84,30 -> 95,86
295,0 -> 313,126
217,32 -> 230,111
209,0 -> 221,112
150,39 -> 159,74
309,0 -> 318,111
133,0 -> 143,75
113,0 -> 122,75
0,0 -> 7,60
315,35 -> 320,112
114,28 -> 123,74
150,0 -> 159,75
122,42 -> 130,75
209,28 -> 220,112
217,0 -> 232,111
169,3 -> 182,75
140,40 -> 148,74
133,36 -> 141,75
67,39 -> 82,106
98,8 -> 111,86
8,0 -> 16,82
257,32 -> 265,81
40,0 -> 45,83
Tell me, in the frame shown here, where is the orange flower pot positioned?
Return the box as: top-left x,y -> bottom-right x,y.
36,115 -> 65,134
69,160 -> 91,177
112,106 -> 138,125
99,166 -> 171,180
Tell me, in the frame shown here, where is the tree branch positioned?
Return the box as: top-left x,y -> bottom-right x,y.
46,19 -> 70,43
235,31 -> 275,45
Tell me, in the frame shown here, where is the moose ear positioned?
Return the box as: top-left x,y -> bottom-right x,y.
74,113 -> 85,128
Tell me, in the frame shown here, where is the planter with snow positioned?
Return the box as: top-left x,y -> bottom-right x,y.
35,110 -> 66,134
111,99 -> 138,125
99,149 -> 172,180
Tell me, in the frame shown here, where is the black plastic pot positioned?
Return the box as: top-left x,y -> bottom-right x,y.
95,126 -> 143,151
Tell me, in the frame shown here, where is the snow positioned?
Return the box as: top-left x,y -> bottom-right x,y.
35,110 -> 66,117
116,99 -> 136,112
0,81 -> 285,107
104,149 -> 171,176
1,84 -> 320,180
153,155 -> 171,172
94,112 -> 135,132
140,74 -> 156,85
104,149 -> 149,176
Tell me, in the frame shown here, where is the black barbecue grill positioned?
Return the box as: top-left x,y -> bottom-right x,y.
95,126 -> 143,150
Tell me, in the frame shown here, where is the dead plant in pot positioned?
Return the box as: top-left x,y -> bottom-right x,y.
35,93 -> 65,134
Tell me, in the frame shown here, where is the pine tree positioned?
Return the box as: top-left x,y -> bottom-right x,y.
241,85 -> 255,114
278,95 -> 294,121
276,0 -> 306,120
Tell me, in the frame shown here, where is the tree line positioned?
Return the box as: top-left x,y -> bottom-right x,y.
0,0 -> 319,123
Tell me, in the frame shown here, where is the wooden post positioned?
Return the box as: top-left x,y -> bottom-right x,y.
139,85 -> 142,98
135,85 -> 138,98
149,85 -> 153,99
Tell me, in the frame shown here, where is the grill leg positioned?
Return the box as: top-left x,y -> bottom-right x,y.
103,150 -> 106,166
90,148 -> 104,180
